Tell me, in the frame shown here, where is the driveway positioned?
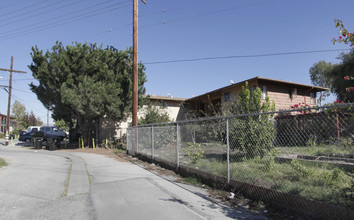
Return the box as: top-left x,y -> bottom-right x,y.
0,140 -> 268,219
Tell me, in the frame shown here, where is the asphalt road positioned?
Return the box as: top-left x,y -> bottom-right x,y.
0,139 -> 268,220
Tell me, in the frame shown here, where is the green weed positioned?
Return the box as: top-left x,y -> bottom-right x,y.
182,142 -> 205,164
0,158 -> 7,168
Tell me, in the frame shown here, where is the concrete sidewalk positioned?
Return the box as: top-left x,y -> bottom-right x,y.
73,152 -> 268,220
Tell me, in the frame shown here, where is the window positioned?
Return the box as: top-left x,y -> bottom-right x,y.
162,101 -> 168,108
250,86 -> 257,97
224,92 -> 231,102
289,88 -> 297,99
261,86 -> 267,99
199,103 -> 205,117
310,92 -> 316,105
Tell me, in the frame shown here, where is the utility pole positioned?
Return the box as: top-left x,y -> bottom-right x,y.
0,56 -> 27,146
47,109 -> 49,126
132,0 -> 146,127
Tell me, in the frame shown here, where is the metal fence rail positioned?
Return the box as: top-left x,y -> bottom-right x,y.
127,103 -> 354,218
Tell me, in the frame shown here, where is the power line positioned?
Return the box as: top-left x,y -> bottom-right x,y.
11,88 -> 33,94
78,0 -> 272,42
77,7 -> 179,41
0,0 -> 80,28
139,7 -> 182,17
0,0 -> 49,19
0,0 -> 130,38
0,0 -> 272,41
0,78 -> 34,82
140,0 -> 278,29
0,2 -> 131,41
0,0 -> 37,11
144,49 -> 351,65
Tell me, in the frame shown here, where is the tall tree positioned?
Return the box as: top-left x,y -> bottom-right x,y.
309,60 -> 335,105
330,52 -> 354,102
12,101 -> 42,133
12,100 -> 26,124
22,111 -> 43,128
29,42 -> 147,145
310,52 -> 354,103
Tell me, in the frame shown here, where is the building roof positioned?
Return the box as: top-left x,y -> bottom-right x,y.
0,113 -> 16,119
145,95 -> 187,102
187,76 -> 330,101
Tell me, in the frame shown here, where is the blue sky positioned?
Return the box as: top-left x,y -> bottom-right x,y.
0,0 -> 353,124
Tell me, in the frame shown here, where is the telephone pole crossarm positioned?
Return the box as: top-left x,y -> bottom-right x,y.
0,57 -> 27,146
0,68 -> 26,74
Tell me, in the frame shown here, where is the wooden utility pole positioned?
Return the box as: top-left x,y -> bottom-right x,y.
132,0 -> 138,127
0,56 -> 27,146
132,0 -> 146,127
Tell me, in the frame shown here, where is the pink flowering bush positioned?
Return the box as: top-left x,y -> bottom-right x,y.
332,19 -> 354,47
290,102 -> 311,114
344,76 -> 354,80
334,100 -> 344,104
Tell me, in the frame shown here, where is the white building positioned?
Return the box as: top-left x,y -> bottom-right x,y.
98,95 -> 186,142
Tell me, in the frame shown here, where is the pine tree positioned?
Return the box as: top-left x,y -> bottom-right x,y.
29,42 -> 147,145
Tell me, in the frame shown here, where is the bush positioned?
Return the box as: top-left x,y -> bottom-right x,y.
226,82 -> 276,158
182,142 -> 204,164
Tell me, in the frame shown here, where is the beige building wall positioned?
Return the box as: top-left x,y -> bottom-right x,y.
99,96 -> 186,142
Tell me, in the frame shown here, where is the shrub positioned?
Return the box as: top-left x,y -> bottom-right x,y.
183,142 -> 204,164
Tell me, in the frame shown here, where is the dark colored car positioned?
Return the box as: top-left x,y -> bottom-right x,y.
18,127 -> 41,143
19,131 -> 36,143
40,126 -> 67,142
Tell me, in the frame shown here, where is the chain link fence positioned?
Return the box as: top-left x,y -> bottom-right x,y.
98,125 -> 127,148
127,103 -> 354,218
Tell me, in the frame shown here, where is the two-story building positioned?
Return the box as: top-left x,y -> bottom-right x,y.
0,113 -> 16,134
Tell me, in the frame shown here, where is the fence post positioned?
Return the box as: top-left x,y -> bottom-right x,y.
177,123 -> 180,172
151,126 -> 154,161
136,127 -> 139,155
126,129 -> 129,153
226,118 -> 230,187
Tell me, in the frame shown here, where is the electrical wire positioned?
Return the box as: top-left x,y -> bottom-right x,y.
0,0 -> 272,41
0,0 -> 49,18
144,49 -> 351,65
139,7 -> 182,17
0,4 -> 131,41
0,79 -> 35,82
76,0 -> 278,42
0,0 -> 37,11
140,0 -> 277,29
0,0 -> 80,27
0,1 -> 131,39
79,7 -> 185,41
